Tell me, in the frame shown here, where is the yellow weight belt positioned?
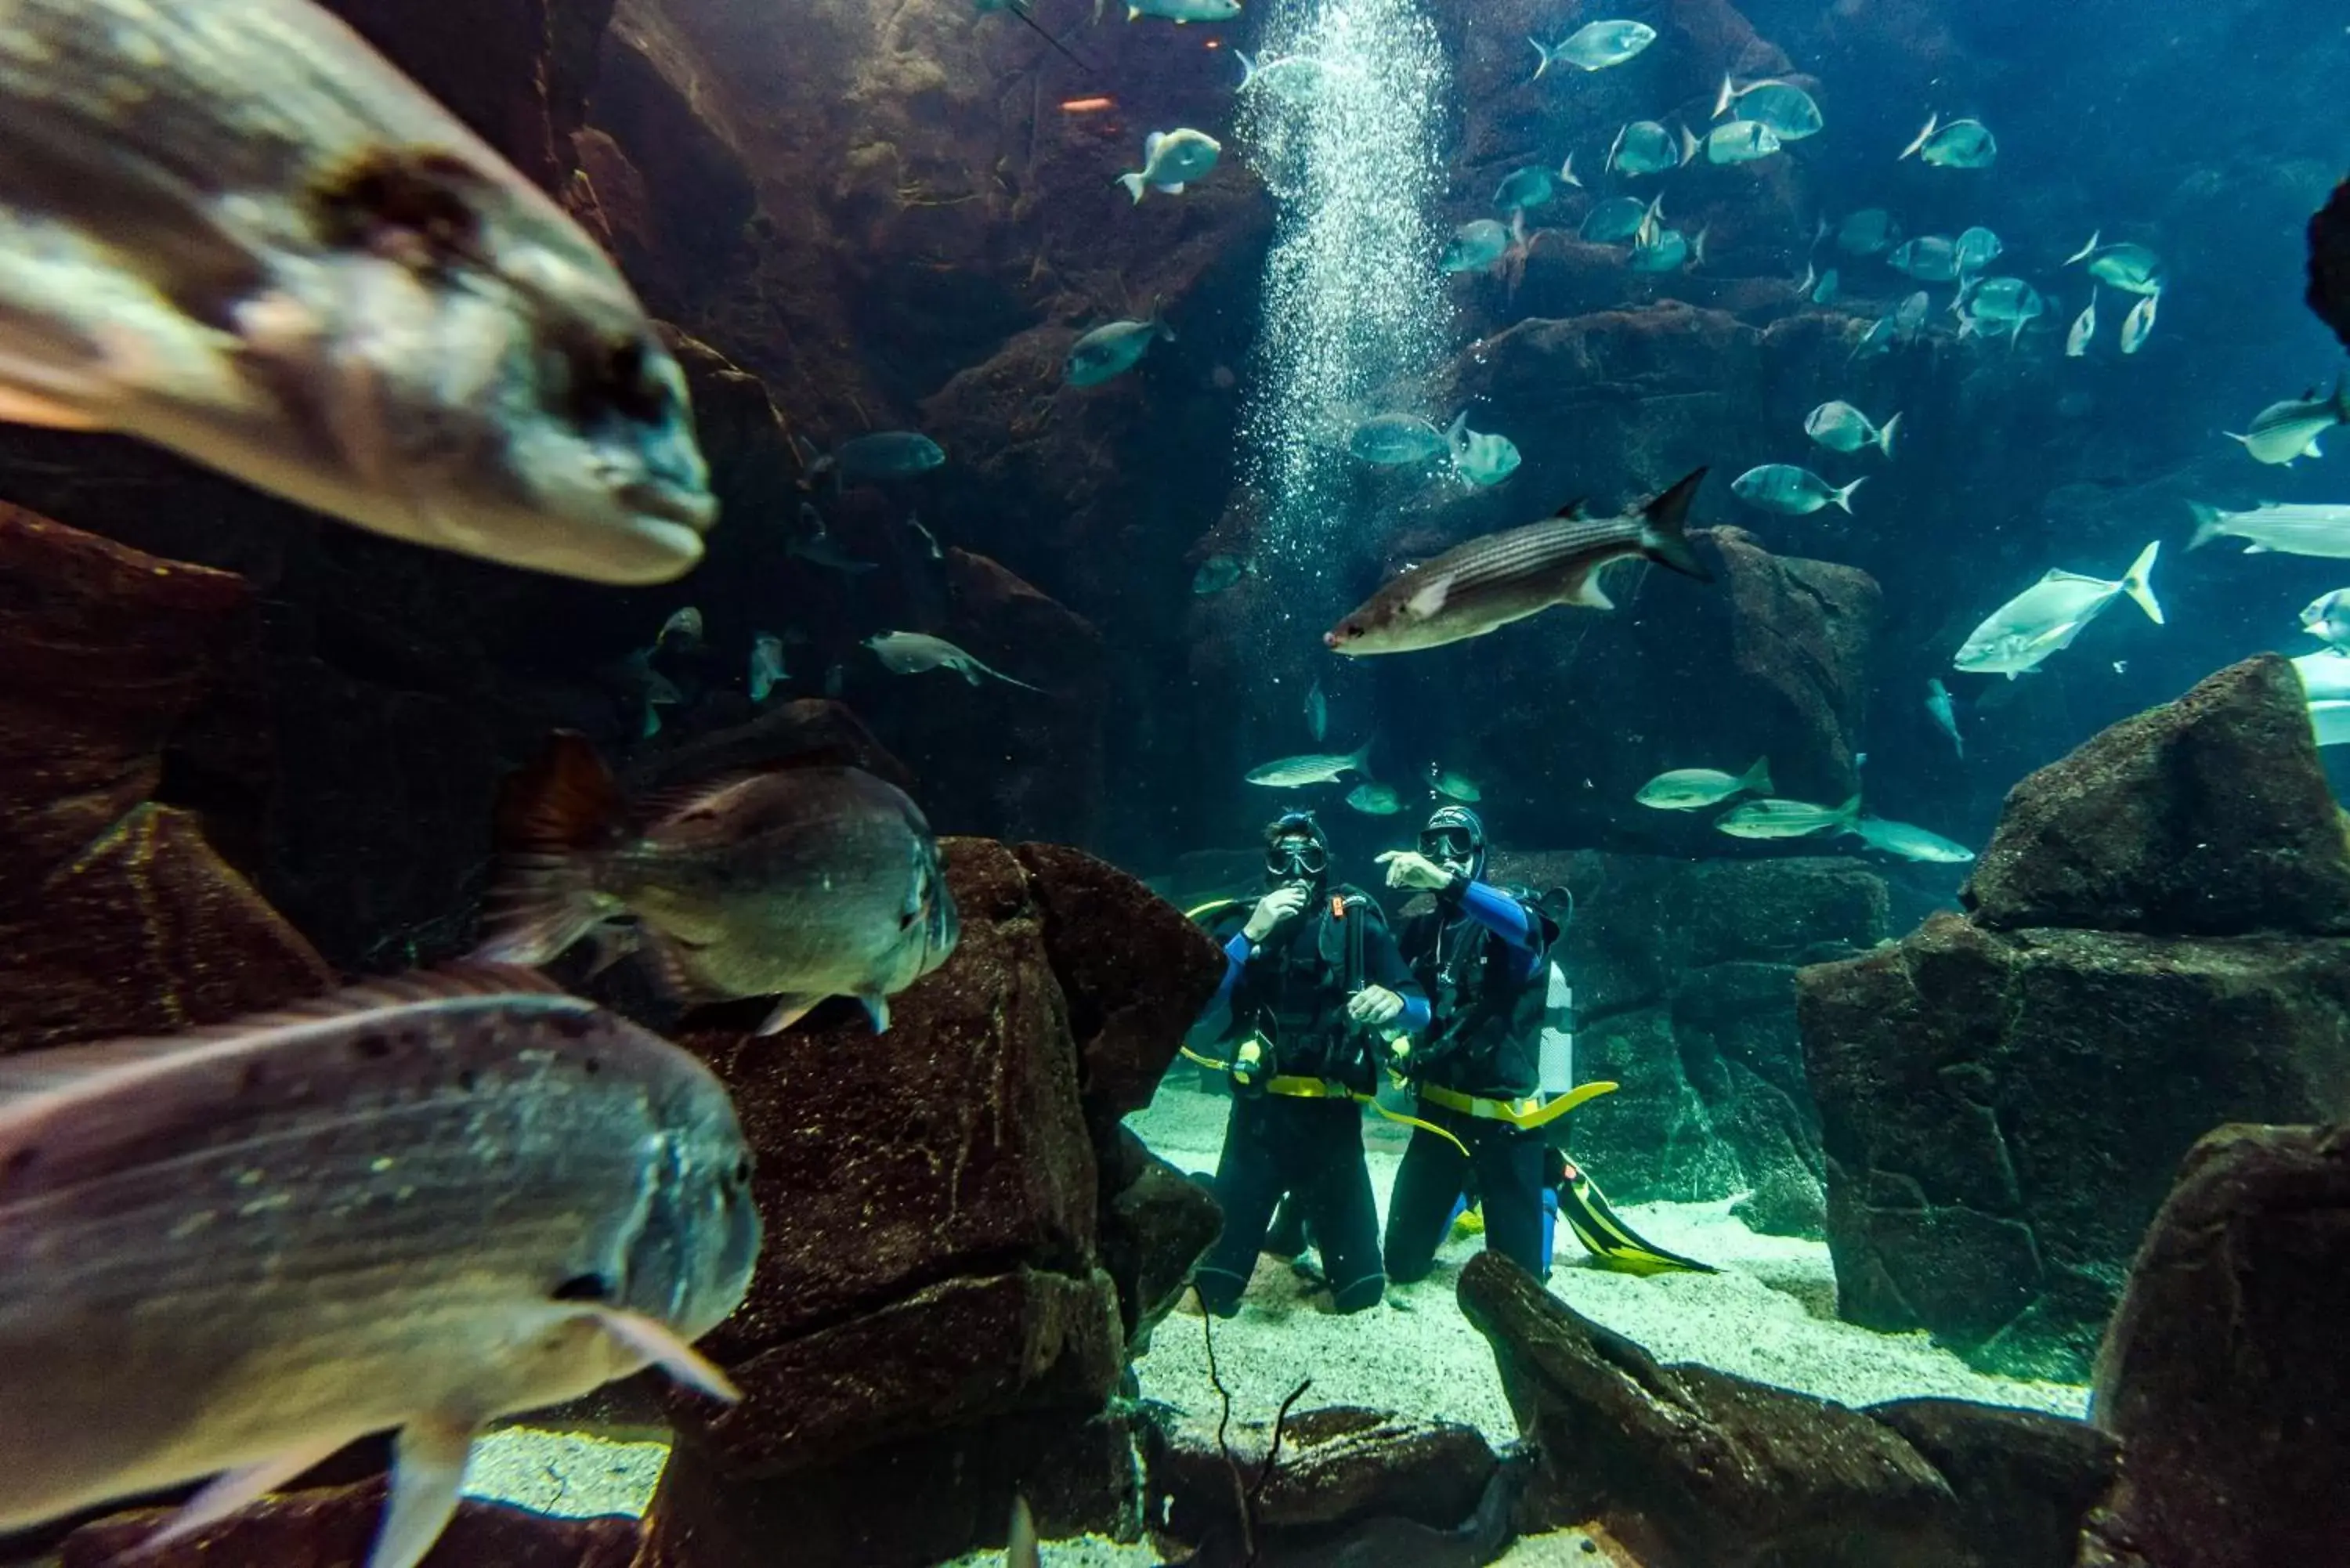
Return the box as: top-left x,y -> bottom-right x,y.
1416,1078 -> 1620,1129
1179,1044 -> 1471,1158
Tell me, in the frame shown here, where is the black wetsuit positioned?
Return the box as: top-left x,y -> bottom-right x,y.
1383,881 -> 1556,1283
1189,887 -> 1424,1317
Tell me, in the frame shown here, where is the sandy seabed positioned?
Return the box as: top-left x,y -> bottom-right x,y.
475,1080 -> 2087,1566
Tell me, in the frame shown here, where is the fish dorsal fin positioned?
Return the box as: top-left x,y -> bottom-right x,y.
1552,497 -> 1590,520
0,966 -> 581,1115
633,771 -> 774,824
497,732 -> 624,851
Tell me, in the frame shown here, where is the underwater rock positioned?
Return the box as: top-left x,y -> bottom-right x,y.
1800,912 -> 2350,1380
1867,1399 -> 2119,1568
2083,1122 -> 2350,1568
1489,851 -> 1883,1223
2310,173 -> 2350,350
1097,1126 -> 1223,1354
1014,842 -> 1224,1128
647,837 -> 1212,1563
1962,655 -> 2350,936
646,1410 -> 1141,1568
1147,1405 -> 1500,1556
57,1483 -> 640,1567
0,511 -> 334,1047
1455,1252 -> 1969,1566
321,0 -> 614,194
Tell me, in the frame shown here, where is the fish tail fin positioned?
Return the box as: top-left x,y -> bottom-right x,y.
1507,205 -> 1528,259
1833,475 -> 1866,513
1712,71 -> 1735,118
1878,410 -> 1901,459
1637,468 -> 1712,581
1899,112 -> 1937,160
1116,172 -> 1147,202
1445,410 -> 1468,453
1558,150 -> 1580,188
1743,756 -> 1773,795
2063,229 -> 2100,266
1010,1496 -> 1040,1568
1527,37 -> 1552,78
1678,122 -> 1701,165
1605,123 -> 1625,172
369,1416 -> 473,1568
1235,49 -> 1257,88
1690,225 -> 1709,269
2121,540 -> 2164,625
1350,735 -> 1376,775
1835,794 -> 1863,829
474,732 -> 626,966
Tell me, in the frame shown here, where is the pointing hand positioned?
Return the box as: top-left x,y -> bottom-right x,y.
1376,850 -> 1455,891
1243,885 -> 1310,943
1347,985 -> 1406,1028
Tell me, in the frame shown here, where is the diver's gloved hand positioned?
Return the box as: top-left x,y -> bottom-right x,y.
1376,850 -> 1458,892
1243,884 -> 1310,942
1347,985 -> 1407,1028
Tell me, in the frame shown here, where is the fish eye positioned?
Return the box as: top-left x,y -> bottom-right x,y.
570,334 -> 674,427
729,1156 -> 753,1188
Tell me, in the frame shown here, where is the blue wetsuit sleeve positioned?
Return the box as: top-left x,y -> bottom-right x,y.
1459,878 -> 1544,981
1187,930 -> 1253,1042
1399,991 -> 1431,1034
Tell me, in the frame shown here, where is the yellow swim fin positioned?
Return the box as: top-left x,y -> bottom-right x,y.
1555,1162 -> 1717,1277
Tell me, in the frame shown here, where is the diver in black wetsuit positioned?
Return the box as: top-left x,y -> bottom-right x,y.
1187,812 -> 1428,1317
1378,804 -> 1561,1283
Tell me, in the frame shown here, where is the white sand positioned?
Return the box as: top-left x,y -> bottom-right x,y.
470,1081 -> 2085,1564
1126,1082 -> 2088,1438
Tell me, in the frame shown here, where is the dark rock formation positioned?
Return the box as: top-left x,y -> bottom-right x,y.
1098,1125 -> 1223,1353
1802,658 -> 2350,1378
1488,849 -> 1889,1233
1962,655 -> 2350,935
643,836 -> 1221,1566
1455,1252 -> 2114,1568
0,510 -> 334,1049
2082,1122 -> 2350,1568
2310,175 -> 2350,350
56,1487 -> 639,1568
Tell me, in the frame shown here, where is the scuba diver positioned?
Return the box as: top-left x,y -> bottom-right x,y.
1379,803 -> 1718,1283
1184,811 -> 1428,1317
1375,804 -> 1561,1282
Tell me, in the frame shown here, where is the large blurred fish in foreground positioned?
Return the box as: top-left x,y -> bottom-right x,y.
0,0 -> 717,583
0,968 -> 758,1568
476,735 -> 959,1034
1324,468 -> 1711,655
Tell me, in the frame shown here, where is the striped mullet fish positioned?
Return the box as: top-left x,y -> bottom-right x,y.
1324,468 -> 1712,655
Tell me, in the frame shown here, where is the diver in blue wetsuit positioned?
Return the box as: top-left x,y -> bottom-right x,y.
1186,811 -> 1428,1317
1378,804 -> 1562,1283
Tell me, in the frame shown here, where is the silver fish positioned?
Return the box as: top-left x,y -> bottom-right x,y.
2188,499 -> 2350,558
1446,414 -> 1521,487
1430,765 -> 1482,802
2118,291 -> 2157,355
1305,677 -> 1329,743
1066,312 -> 1173,387
1246,739 -> 1375,789
1685,119 -> 1781,165
1713,76 -> 1823,140
476,737 -> 960,1033
1606,121 -> 1683,176
1715,795 -> 1861,840
1952,541 -> 2164,677
820,431 -> 945,482
2063,233 -> 2166,295
1236,52 -> 1347,100
1126,0 -> 1241,19
2225,380 -> 2350,465
2301,590 -> 2350,649
1345,780 -> 1402,815
1899,113 -> 1997,168
1812,267 -> 1841,305
1731,464 -> 1862,516
866,630 -> 1043,692
1804,401 -> 1900,459
1953,226 -> 2004,277
1529,20 -> 1656,76
1888,236 -> 1960,283
1441,218 -> 1513,273
1118,128 -> 1221,203
0,968 -> 757,1568
1349,413 -> 1449,465
1324,471 -> 1712,656
1835,208 -> 1902,258
748,633 -> 786,703
659,607 -> 705,648
1853,816 -> 1975,863
0,0 -> 718,584
1634,757 -> 1771,811
1580,196 -> 1654,244
1925,677 -> 1963,758
2066,290 -> 2098,357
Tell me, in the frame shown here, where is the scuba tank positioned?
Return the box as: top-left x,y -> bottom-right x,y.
1538,963 -> 1575,1097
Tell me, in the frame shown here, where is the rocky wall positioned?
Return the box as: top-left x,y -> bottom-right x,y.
1799,656 -> 2350,1379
